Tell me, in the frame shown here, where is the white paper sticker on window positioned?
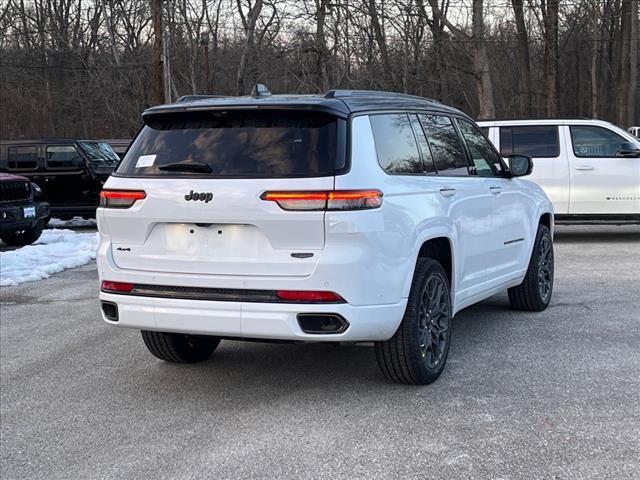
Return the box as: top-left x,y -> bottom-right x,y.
136,155 -> 156,168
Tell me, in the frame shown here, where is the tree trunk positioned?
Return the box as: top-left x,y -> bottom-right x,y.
100,0 -> 120,66
314,0 -> 330,92
512,0 -> 532,115
618,0 -> 638,125
591,4 -> 599,118
472,0 -> 495,119
236,0 -> 263,95
150,0 -> 164,105
629,0 -> 638,125
542,0 -> 560,116
366,0 -> 395,88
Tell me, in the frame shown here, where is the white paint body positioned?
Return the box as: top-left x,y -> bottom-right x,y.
478,119 -> 640,216
98,115 -> 553,342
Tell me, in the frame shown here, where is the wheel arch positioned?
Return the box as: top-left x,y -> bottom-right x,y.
403,230 -> 457,303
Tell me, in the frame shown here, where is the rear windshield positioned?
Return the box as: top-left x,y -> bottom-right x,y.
116,110 -> 341,178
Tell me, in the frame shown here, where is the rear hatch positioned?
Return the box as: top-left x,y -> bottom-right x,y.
100,109 -> 345,277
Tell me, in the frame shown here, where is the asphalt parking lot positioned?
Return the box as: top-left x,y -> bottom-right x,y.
1,225 -> 639,479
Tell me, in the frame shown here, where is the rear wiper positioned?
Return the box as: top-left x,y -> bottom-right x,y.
158,161 -> 212,173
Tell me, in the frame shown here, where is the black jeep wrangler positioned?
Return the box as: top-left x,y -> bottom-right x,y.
0,139 -> 119,219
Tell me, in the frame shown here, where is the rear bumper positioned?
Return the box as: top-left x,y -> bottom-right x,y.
99,291 -> 406,342
50,205 -> 97,218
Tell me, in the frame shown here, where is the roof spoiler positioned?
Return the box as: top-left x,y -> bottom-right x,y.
174,95 -> 228,103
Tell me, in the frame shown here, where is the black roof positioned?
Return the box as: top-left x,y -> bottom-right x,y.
142,89 -> 467,119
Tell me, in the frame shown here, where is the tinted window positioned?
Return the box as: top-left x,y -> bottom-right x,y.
410,115 -> 437,174
569,126 -> 629,157
499,126 -> 560,157
117,110 -> 340,178
370,114 -> 422,174
8,146 -> 38,170
46,145 -> 82,169
457,118 -> 503,177
419,114 -> 468,175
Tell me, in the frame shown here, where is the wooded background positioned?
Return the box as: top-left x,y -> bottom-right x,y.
1,0 -> 638,139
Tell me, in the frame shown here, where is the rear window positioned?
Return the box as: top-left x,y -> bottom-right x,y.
370,113 -> 423,174
116,110 -> 342,178
7,146 -> 38,170
499,126 -> 560,158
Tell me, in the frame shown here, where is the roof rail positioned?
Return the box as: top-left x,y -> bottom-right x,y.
175,95 -> 228,103
477,117 -> 594,122
324,89 -> 440,104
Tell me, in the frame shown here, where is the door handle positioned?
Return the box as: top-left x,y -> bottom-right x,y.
489,186 -> 502,195
439,188 -> 457,197
574,165 -> 594,171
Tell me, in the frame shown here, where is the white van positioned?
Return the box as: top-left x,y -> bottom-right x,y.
477,119 -> 640,224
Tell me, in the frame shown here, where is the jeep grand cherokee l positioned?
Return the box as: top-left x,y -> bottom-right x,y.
97,88 -> 555,385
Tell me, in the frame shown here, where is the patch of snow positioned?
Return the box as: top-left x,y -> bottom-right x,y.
0,229 -> 99,287
48,216 -> 97,228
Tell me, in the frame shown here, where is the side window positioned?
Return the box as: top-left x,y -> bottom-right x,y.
46,145 -> 82,169
409,115 -> 437,174
7,146 -> 38,170
370,113 -> 423,174
419,114 -> 468,176
499,126 -> 560,157
457,118 -> 503,177
569,126 -> 629,157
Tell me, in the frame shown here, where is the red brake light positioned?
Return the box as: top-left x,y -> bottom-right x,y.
101,281 -> 135,293
276,290 -> 345,303
100,190 -> 146,208
261,190 -> 382,211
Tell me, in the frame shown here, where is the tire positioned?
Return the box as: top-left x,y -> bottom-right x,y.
0,218 -> 46,247
374,258 -> 453,385
508,224 -> 554,312
141,330 -> 221,363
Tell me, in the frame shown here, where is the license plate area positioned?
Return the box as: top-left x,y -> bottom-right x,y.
155,223 -> 271,260
23,206 -> 36,218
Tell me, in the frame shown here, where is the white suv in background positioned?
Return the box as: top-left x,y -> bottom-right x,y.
478,119 -> 640,224
97,88 -> 554,385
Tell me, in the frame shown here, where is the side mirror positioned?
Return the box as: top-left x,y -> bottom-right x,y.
616,142 -> 640,157
508,154 -> 533,177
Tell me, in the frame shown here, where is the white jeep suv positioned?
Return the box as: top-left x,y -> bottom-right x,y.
97,89 -> 554,384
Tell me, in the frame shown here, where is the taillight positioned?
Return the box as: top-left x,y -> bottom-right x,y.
276,290 -> 345,303
99,190 -> 146,208
261,190 -> 382,211
101,281 -> 135,293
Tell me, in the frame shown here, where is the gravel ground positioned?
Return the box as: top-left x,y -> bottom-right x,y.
1,225 -> 639,480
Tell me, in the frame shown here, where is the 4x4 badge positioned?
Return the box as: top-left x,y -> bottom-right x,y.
184,190 -> 213,203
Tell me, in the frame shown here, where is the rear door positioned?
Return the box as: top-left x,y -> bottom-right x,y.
566,124 -> 640,215
418,113 -> 499,296
100,109 -> 343,277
